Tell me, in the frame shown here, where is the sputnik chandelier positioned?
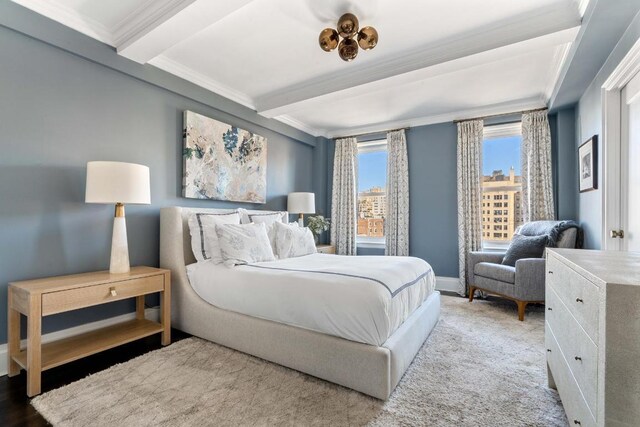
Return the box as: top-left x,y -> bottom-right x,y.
318,13 -> 378,62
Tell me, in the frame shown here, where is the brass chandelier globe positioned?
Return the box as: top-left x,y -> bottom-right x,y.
319,13 -> 378,62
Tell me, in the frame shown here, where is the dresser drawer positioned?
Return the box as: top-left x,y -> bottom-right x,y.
546,254 -> 599,343
42,275 -> 165,315
546,322 -> 596,427
546,286 -> 598,415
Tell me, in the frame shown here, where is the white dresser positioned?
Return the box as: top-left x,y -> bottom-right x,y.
545,249 -> 640,427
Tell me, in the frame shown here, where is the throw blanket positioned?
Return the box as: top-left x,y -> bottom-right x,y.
518,220 -> 583,248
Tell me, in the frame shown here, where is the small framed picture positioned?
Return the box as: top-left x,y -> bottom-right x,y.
579,135 -> 598,192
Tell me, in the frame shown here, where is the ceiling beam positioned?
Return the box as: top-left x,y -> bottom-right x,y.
256,3 -> 582,118
115,0 -> 254,64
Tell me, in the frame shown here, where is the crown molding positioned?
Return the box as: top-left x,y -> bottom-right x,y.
11,0 -> 114,45
112,0 -> 193,48
255,3 -> 581,118
575,0 -> 591,17
544,43 -> 572,102
324,98 -> 546,139
149,55 -> 256,109
274,115 -> 323,138
602,37 -> 640,91
114,0 -> 255,64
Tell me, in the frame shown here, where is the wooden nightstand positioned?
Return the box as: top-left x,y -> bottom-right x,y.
7,266 -> 170,397
316,244 -> 336,254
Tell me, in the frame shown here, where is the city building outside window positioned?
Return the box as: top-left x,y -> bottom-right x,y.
357,139 -> 387,247
482,123 -> 523,250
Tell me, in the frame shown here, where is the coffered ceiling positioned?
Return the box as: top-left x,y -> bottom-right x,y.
12,0 -> 588,137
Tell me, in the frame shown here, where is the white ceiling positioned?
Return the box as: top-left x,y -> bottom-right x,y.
12,0 -> 588,138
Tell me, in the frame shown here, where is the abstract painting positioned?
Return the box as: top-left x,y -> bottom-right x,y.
183,110 -> 267,203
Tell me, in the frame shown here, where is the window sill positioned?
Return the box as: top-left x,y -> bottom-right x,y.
356,240 -> 386,249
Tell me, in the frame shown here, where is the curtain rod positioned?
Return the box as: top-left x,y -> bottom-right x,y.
336,127 -> 410,140
453,107 -> 548,123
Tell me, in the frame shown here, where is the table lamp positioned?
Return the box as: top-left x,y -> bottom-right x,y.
287,192 -> 315,226
85,161 -> 150,274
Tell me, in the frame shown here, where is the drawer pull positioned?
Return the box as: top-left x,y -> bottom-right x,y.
546,349 -> 552,353
547,307 -> 552,311
109,287 -> 117,297
574,421 -> 581,425
548,270 -> 553,274
575,298 -> 583,303
575,356 -> 582,361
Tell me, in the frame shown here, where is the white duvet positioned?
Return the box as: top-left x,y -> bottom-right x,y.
186,253 -> 436,346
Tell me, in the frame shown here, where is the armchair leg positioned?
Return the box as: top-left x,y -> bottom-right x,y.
516,300 -> 528,321
469,286 -> 476,302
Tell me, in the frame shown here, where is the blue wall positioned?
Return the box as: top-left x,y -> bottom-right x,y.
549,106 -> 579,222
0,6 -> 319,344
575,11 -> 640,249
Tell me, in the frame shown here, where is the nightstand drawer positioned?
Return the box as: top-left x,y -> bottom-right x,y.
42,275 -> 164,315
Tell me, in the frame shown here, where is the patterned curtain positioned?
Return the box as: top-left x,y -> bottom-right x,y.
521,110 -> 555,222
385,130 -> 409,256
330,137 -> 358,255
457,120 -> 484,296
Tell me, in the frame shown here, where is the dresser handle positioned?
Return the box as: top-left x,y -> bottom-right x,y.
546,349 -> 552,352
575,356 -> 582,361
110,287 -> 117,297
547,307 -> 552,311
575,298 -> 583,303
574,421 -> 581,425
548,270 -> 553,274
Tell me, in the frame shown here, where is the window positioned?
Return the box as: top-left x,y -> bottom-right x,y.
482,123 -> 523,249
357,139 -> 387,247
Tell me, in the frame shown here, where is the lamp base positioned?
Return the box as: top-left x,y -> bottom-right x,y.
298,213 -> 304,227
110,215 -> 130,274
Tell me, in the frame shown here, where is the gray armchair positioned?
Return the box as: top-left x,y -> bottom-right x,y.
468,223 -> 579,321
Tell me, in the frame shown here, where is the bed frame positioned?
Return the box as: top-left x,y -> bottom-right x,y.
159,206 -> 440,400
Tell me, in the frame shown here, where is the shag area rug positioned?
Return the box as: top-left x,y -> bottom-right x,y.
32,296 -> 567,426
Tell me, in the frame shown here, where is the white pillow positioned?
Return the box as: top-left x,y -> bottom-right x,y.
249,212 -> 285,255
238,208 -> 288,224
216,223 -> 276,266
274,221 -> 317,259
188,211 -> 240,263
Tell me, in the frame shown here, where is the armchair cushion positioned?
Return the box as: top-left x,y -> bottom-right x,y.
475,262 -> 516,284
501,234 -> 547,267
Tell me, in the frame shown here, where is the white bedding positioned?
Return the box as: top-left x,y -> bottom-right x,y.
186,253 -> 436,346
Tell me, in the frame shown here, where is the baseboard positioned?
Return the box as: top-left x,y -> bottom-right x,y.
0,307 -> 160,378
435,276 -> 460,293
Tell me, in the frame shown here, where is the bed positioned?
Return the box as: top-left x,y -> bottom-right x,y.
160,206 -> 441,399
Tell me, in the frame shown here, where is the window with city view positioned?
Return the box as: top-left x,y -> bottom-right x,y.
482,123 -> 523,247
357,140 -> 387,244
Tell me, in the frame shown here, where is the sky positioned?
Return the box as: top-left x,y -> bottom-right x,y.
357,135 -> 522,191
358,151 -> 387,191
482,136 -> 522,176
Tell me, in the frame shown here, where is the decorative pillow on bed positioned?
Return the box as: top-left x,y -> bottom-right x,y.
247,212 -> 285,255
274,221 -> 317,259
237,208 -> 288,225
215,222 -> 276,266
188,211 -> 241,263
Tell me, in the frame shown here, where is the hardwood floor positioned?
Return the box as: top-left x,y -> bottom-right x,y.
0,329 -> 190,427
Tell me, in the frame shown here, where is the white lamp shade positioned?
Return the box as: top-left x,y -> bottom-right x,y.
85,161 -> 151,204
287,192 -> 315,214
